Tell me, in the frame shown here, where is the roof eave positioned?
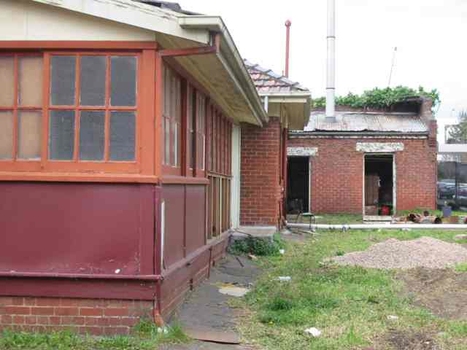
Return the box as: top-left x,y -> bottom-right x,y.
180,15 -> 268,126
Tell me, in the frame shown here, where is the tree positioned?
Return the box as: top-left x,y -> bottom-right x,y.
447,110 -> 467,144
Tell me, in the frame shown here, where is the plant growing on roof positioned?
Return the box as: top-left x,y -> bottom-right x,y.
313,86 -> 440,111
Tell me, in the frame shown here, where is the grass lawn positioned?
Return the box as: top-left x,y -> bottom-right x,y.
288,213 -> 362,225
0,321 -> 188,350
239,229 -> 467,350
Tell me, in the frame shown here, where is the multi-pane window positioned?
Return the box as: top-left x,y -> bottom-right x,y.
163,66 -> 181,167
196,93 -> 206,171
0,52 -> 139,166
0,55 -> 43,160
49,54 -> 137,162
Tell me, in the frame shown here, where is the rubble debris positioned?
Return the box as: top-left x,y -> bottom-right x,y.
218,284 -> 249,297
304,327 -> 322,337
277,276 -> 291,282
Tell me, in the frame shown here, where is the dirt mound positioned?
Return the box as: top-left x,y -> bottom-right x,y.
331,237 -> 467,269
398,267 -> 467,320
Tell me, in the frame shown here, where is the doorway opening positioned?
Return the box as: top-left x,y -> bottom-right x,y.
364,154 -> 394,217
287,156 -> 310,214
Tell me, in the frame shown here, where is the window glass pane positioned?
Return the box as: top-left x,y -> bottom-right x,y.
50,56 -> 76,106
79,111 -> 105,161
174,78 -> 181,122
110,56 -> 136,106
163,66 -> 170,116
197,135 -> 205,170
80,56 -> 106,106
174,122 -> 179,167
0,57 -> 14,106
18,111 -> 41,160
164,117 -> 170,165
0,111 -> 13,159
19,57 -> 43,106
110,111 -> 135,161
49,110 -> 75,160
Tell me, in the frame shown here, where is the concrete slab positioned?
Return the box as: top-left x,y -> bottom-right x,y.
165,255 -> 261,350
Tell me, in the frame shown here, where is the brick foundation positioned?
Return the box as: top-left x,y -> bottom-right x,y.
240,119 -> 282,226
288,137 -> 437,214
0,297 -> 152,335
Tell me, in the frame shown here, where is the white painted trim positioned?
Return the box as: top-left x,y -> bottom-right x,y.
288,147 -> 318,157
356,142 -> 404,153
161,201 -> 165,267
393,154 -> 397,214
230,125 -> 241,228
308,157 -> 312,213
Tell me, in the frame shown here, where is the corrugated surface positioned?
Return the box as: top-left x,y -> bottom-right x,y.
244,59 -> 309,94
303,112 -> 429,133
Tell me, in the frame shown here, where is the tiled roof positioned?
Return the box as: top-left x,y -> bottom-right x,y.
293,111 -> 429,133
244,59 -> 309,94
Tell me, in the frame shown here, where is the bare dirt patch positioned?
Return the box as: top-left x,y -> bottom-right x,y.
384,330 -> 438,350
331,237 -> 467,269
397,267 -> 467,320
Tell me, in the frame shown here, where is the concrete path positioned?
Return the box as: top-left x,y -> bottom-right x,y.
161,254 -> 260,350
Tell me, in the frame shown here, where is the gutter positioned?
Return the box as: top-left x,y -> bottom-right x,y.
179,16 -> 268,126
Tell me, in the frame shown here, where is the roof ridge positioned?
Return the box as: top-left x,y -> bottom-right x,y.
244,59 -> 309,92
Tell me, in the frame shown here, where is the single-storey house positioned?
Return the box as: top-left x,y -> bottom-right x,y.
0,0 -> 311,335
287,98 -> 437,218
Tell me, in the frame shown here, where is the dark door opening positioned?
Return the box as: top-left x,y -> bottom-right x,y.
364,154 -> 394,216
287,156 -> 310,213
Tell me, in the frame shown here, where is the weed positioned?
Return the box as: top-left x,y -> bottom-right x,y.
454,263 -> 467,273
229,233 -> 284,256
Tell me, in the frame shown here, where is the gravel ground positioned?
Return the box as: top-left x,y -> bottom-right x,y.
331,237 -> 467,269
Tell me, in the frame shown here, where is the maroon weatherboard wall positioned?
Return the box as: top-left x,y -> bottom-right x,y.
0,182 -> 230,333
240,118 -> 282,226
288,136 -> 437,214
0,182 -> 155,276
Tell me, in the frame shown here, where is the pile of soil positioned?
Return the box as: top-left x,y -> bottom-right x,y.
331,237 -> 467,269
398,267 -> 467,320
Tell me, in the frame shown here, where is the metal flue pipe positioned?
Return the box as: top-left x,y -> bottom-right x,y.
285,20 -> 292,78
325,0 -> 336,122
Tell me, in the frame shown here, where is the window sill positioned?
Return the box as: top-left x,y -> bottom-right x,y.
161,175 -> 209,185
0,171 -> 160,184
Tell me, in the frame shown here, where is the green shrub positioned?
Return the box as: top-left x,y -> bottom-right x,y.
229,234 -> 284,256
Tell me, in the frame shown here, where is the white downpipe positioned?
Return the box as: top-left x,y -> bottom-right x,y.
287,222 -> 467,230
230,125 -> 241,228
325,0 -> 336,122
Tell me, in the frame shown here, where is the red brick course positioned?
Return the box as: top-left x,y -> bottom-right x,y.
288,136 -> 437,214
240,119 -> 282,226
0,297 -> 152,335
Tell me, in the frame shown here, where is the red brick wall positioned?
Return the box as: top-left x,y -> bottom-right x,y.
0,297 -> 152,335
241,119 -> 282,226
288,137 -> 437,214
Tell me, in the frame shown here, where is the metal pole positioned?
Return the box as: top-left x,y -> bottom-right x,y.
285,20 -> 291,78
325,0 -> 336,122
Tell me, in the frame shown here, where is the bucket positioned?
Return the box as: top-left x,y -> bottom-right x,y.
442,206 -> 452,218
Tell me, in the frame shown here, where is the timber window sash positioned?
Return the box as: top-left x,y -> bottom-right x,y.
162,65 -> 182,170
0,54 -> 43,161
0,51 -> 141,173
48,53 -> 138,163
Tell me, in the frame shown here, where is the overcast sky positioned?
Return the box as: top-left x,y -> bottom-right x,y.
179,0 -> 467,142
